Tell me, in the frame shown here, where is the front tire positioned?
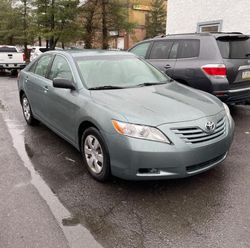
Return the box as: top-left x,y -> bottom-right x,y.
21,94 -> 38,126
81,127 -> 111,182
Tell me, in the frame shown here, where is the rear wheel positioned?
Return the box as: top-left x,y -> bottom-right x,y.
21,94 -> 38,126
81,127 -> 111,182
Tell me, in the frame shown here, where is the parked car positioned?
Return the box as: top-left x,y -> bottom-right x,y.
0,45 -> 26,75
18,50 -> 234,181
30,46 -> 63,61
129,32 -> 250,104
30,46 -> 50,61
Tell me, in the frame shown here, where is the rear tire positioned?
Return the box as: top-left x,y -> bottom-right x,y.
21,94 -> 39,126
81,127 -> 111,182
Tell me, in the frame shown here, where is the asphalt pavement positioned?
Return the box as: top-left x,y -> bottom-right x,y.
0,73 -> 250,248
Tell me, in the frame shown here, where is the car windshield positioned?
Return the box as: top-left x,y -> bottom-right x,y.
217,36 -> 250,59
75,55 -> 169,89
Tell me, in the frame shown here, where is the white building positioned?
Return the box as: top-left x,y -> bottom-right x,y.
166,0 -> 250,34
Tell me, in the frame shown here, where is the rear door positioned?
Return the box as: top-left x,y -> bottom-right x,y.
24,54 -> 53,120
217,35 -> 250,90
172,39 -> 201,88
147,40 -> 179,78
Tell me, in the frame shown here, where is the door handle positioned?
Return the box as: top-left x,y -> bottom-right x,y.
43,86 -> 49,93
164,64 -> 171,69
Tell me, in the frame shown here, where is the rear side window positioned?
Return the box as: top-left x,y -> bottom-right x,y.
0,47 -> 17,53
149,41 -> 174,59
130,42 -> 150,58
178,40 -> 200,58
217,37 -> 250,59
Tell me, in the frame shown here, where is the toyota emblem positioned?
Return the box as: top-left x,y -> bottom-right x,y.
205,121 -> 216,133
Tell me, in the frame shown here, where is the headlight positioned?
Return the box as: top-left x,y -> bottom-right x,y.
223,103 -> 230,118
112,120 -> 171,144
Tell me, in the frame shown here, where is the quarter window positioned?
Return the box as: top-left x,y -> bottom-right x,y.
34,55 -> 52,77
149,41 -> 174,59
48,55 -> 73,81
178,40 -> 200,59
130,42 -> 150,58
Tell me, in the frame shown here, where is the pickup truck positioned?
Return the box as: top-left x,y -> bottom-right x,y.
0,45 -> 26,74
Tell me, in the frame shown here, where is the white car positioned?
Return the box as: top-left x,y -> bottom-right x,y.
30,47 -> 49,61
30,46 -> 63,61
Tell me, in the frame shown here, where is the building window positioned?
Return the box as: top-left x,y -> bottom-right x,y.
197,20 -> 222,33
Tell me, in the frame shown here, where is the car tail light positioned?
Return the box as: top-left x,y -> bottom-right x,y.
201,64 -> 226,78
23,53 -> 26,62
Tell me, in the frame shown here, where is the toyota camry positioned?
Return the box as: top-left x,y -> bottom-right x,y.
18,50 -> 234,181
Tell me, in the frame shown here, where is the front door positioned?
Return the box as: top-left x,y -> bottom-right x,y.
44,55 -> 79,143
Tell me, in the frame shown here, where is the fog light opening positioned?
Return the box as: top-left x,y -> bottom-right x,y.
138,168 -> 160,174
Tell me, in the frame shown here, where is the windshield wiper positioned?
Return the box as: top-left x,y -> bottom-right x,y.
88,85 -> 125,90
135,82 -> 168,87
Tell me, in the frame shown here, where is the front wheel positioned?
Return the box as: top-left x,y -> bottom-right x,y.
81,127 -> 111,182
21,94 -> 38,126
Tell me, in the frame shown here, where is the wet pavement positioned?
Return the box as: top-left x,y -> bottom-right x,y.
0,73 -> 250,248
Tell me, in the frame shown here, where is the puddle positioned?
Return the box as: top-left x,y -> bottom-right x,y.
62,216 -> 81,227
4,118 -> 103,248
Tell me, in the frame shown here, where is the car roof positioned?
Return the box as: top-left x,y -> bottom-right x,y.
46,49 -> 134,58
134,32 -> 247,44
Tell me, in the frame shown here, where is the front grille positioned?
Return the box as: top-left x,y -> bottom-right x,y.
172,118 -> 226,144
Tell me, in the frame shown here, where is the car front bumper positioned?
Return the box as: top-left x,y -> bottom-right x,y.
103,115 -> 234,181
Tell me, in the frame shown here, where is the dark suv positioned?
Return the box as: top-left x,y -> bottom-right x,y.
129,32 -> 250,104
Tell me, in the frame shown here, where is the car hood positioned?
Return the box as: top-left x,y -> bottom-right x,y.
90,82 -> 224,126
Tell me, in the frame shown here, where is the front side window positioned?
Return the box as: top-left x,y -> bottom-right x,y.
149,41 -> 174,59
178,40 -> 200,59
34,55 -> 52,77
130,42 -> 150,58
75,56 -> 169,89
48,55 -> 73,81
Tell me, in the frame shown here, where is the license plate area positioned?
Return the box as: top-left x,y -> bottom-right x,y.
242,70 -> 250,79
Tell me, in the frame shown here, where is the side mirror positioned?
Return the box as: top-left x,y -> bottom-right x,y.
53,78 -> 75,90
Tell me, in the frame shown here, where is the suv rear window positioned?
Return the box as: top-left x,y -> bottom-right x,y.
217,36 -> 250,59
39,48 -> 49,53
0,47 -> 17,53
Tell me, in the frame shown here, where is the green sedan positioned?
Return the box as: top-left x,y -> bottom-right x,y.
18,50 -> 234,181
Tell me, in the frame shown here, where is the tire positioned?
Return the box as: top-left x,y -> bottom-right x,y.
81,127 -> 111,182
10,69 -> 18,77
21,94 -> 38,126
